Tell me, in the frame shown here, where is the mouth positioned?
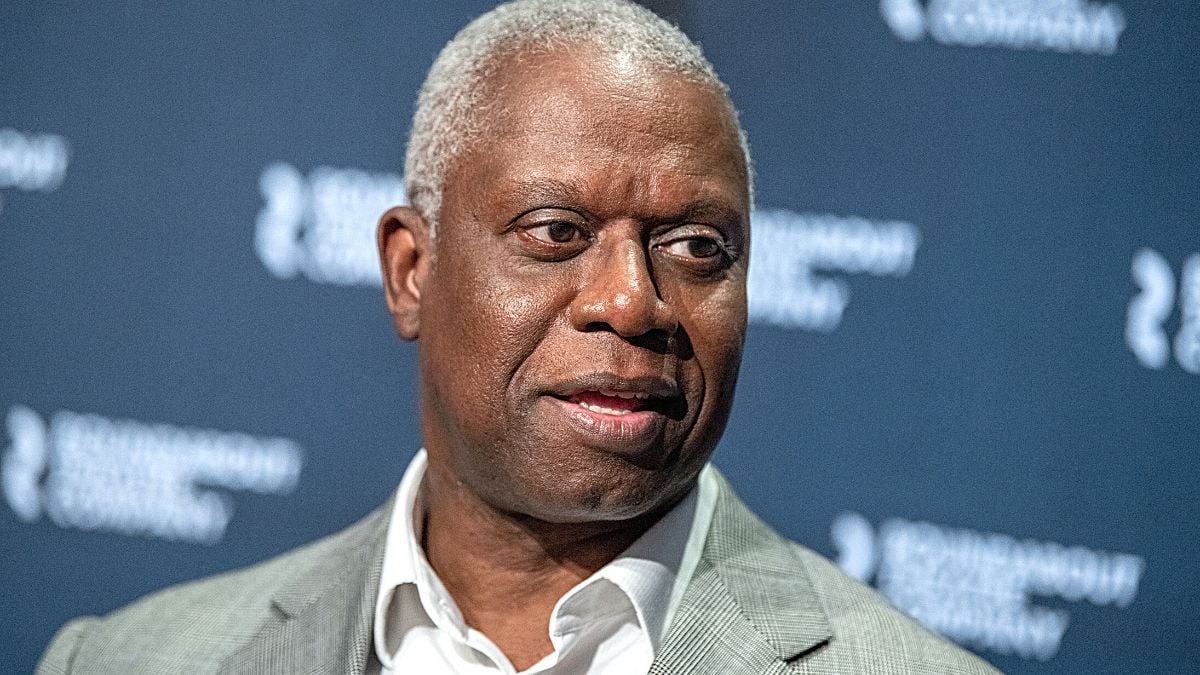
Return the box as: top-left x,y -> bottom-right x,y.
564,389 -> 652,416
545,373 -> 680,415
542,375 -> 682,453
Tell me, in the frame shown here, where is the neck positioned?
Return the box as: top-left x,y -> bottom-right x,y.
419,463 -> 669,670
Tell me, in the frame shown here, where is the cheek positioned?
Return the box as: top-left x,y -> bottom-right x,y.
681,282 -> 747,395
424,256 -> 566,408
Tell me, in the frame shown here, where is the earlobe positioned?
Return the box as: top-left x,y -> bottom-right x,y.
376,205 -> 432,340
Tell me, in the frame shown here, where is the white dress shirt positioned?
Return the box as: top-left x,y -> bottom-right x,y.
372,450 -> 718,674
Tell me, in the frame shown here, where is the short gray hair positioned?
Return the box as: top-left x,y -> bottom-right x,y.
404,0 -> 752,233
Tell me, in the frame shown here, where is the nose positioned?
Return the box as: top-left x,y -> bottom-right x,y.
569,238 -> 679,341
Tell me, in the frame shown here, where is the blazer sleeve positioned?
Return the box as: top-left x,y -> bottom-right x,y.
35,617 -> 99,675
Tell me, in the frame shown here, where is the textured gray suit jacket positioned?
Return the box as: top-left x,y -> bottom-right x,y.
38,471 -> 999,674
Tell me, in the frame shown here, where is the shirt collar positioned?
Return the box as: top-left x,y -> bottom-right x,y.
577,479 -> 699,651
373,449 -> 716,670
373,449 -> 438,668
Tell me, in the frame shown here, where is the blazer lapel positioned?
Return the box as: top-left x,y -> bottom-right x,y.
221,497 -> 394,675
219,472 -> 827,674
650,473 -> 832,674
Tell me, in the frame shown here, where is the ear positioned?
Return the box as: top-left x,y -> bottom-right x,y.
377,205 -> 432,340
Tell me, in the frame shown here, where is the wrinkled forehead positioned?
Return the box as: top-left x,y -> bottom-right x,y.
465,43 -> 749,188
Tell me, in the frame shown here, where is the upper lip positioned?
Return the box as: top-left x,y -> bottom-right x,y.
546,373 -> 680,401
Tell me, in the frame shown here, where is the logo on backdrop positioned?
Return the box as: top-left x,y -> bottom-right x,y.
1126,248 -> 1200,374
880,0 -> 1126,55
255,161 -> 405,285
830,512 -> 1145,661
254,164 -> 921,332
0,128 -> 70,216
747,209 -> 919,331
1,405 -> 304,544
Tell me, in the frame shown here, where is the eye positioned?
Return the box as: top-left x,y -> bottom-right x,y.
662,236 -> 724,259
653,224 -> 736,274
526,220 -> 583,244
514,211 -> 591,260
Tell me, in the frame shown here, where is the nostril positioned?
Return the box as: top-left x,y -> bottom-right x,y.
568,243 -> 679,338
628,328 -> 673,355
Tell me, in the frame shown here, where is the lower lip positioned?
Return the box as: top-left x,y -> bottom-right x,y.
545,397 -> 665,451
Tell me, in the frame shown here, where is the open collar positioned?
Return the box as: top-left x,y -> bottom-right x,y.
373,449 -> 713,670
218,465 -> 825,675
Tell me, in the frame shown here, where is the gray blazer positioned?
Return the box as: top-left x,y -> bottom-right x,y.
38,471 -> 999,674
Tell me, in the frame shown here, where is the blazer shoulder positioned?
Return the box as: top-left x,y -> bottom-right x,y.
36,500 -> 391,674
789,542 -> 1001,674
35,617 -> 99,675
696,472 -> 1000,673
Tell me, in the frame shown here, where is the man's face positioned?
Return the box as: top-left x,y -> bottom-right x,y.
417,46 -> 749,523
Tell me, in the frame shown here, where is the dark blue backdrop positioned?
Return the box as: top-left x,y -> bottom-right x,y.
3,1 -> 1197,672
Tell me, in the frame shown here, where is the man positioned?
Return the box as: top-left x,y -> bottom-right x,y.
39,1 -> 998,673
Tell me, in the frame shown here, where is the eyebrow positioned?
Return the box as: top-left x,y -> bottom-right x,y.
512,178 -> 742,228
667,199 -> 743,227
513,178 -> 588,208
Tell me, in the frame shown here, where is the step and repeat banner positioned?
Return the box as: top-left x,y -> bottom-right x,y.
3,1 -> 1196,672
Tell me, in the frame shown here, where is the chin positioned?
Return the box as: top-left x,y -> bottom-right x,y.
507,460 -> 693,524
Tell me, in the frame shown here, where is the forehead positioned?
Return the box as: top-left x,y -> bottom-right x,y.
442,45 -> 749,221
